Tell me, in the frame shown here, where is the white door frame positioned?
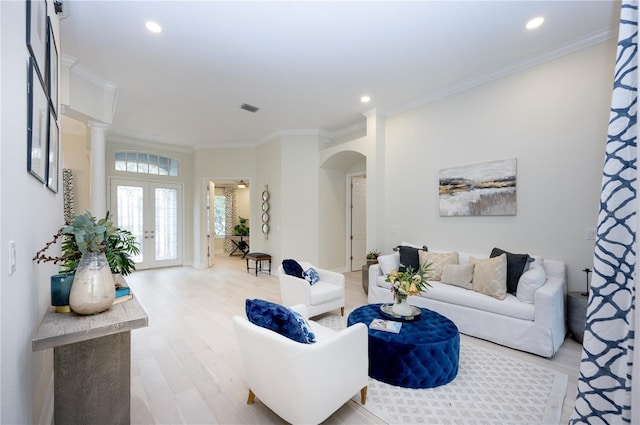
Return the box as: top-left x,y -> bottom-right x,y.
109,177 -> 184,269
346,172 -> 367,272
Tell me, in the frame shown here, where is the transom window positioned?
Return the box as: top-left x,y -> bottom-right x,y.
115,151 -> 179,176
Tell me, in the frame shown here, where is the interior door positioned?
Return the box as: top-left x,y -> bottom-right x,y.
207,181 -> 215,267
351,175 -> 367,271
110,178 -> 183,269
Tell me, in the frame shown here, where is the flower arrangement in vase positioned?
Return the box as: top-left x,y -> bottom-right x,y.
385,260 -> 433,316
34,210 -> 139,314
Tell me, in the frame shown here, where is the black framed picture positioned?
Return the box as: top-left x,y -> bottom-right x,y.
26,0 -> 47,82
47,105 -> 59,193
27,57 -> 48,183
47,16 -> 58,117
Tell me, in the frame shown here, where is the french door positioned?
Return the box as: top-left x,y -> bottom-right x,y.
110,178 -> 183,269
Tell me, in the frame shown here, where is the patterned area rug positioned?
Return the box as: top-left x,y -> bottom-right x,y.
316,313 -> 568,425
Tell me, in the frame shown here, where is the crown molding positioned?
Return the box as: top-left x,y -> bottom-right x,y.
387,27 -> 617,118
62,54 -> 118,92
108,133 -> 195,154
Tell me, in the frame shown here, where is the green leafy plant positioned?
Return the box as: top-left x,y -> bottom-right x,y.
34,210 -> 140,276
234,216 -> 250,236
366,249 -> 381,260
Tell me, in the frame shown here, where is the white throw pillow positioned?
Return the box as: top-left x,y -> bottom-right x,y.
377,252 -> 399,275
470,254 -> 507,300
440,264 -> 474,289
515,265 -> 547,303
419,251 -> 458,281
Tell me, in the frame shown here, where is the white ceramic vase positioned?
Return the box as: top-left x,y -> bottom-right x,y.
69,252 -> 115,315
391,293 -> 413,316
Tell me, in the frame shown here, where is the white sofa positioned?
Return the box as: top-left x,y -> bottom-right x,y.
368,249 -> 567,357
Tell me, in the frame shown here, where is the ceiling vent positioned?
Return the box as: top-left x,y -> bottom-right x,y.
240,103 -> 260,113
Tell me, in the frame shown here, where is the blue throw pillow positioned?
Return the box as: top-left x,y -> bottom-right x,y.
291,310 -> 316,343
245,299 -> 309,344
303,267 -> 320,285
282,259 -> 304,279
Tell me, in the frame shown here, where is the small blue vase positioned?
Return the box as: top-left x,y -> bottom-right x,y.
51,273 -> 74,313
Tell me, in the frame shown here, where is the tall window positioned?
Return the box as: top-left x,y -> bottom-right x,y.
214,195 -> 226,237
114,151 -> 179,176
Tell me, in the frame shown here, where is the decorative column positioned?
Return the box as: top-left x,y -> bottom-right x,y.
88,121 -> 109,217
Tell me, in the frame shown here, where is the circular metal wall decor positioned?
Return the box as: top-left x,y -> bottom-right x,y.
261,185 -> 270,239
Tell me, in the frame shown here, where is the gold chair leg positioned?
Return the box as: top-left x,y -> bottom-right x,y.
360,386 -> 367,405
341,306 -> 345,316
247,389 -> 256,404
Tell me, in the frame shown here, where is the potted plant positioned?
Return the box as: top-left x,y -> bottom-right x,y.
34,210 -> 140,314
234,216 -> 250,236
366,249 -> 381,265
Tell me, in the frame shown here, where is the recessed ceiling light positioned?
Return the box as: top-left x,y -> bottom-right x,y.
526,16 -> 544,30
145,21 -> 162,33
360,96 -> 371,103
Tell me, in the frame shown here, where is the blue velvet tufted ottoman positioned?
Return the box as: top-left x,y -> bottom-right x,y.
347,303 -> 459,389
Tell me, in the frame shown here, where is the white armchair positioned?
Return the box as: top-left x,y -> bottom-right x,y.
233,304 -> 368,425
278,261 -> 346,317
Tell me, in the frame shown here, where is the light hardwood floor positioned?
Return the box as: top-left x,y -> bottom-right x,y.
126,254 -> 582,424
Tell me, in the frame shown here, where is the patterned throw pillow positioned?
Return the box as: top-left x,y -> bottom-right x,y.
419,251 -> 459,281
303,268 -> 320,285
490,248 -> 531,294
245,299 -> 310,343
291,310 -> 316,343
470,254 -> 507,300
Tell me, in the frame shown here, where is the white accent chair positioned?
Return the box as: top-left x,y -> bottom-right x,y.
233,304 -> 368,425
278,261 -> 346,317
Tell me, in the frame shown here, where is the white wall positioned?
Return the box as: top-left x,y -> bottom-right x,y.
60,118 -> 91,214
193,146 -> 256,268
255,138 -> 282,263
280,135 -> 320,263
382,39 -> 616,292
1,2 -> 61,422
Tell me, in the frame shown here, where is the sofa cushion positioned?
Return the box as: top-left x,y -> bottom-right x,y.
419,251 -> 458,281
245,298 -> 309,343
440,263 -> 474,289
490,248 -> 531,294
424,281 -> 535,321
516,265 -> 547,303
282,259 -> 304,279
378,252 -> 399,275
309,281 -> 343,305
303,267 -> 320,285
397,245 -> 422,271
470,254 -> 507,300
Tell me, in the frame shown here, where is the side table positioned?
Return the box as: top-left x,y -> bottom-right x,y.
32,296 -> 148,425
567,291 -> 588,343
362,264 -> 370,295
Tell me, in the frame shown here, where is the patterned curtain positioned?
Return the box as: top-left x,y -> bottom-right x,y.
223,187 -> 238,253
571,2 -> 639,423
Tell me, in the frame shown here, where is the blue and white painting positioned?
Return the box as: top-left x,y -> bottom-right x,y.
439,158 -> 517,216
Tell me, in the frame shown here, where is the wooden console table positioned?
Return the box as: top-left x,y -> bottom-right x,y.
32,296 -> 148,425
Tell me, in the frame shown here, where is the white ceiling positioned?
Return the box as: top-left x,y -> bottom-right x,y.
59,1 -> 620,150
